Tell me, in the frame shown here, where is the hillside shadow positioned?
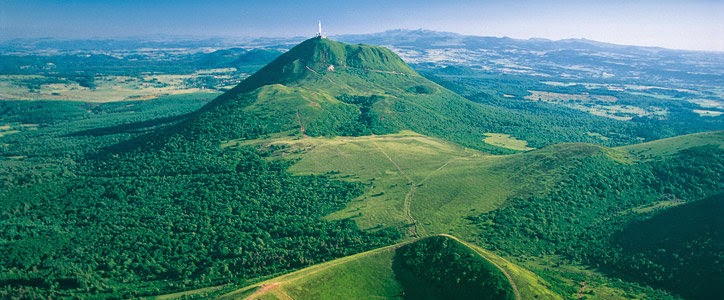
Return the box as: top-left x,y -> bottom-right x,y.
64,113 -> 192,137
392,236 -> 516,300
392,247 -> 441,300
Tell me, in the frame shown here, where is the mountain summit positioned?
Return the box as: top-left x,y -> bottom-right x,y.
223,37 -> 415,94
159,37 -> 506,152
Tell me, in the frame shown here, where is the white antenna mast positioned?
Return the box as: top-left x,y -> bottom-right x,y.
317,20 -> 323,38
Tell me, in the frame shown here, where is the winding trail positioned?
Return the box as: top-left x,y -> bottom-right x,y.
304,65 -> 320,75
372,142 -> 461,238
296,109 -> 307,137
578,281 -> 586,299
373,141 -> 421,237
420,158 -> 460,184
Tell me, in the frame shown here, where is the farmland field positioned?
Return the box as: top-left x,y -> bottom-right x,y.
0,71 -> 242,102
483,133 -> 534,151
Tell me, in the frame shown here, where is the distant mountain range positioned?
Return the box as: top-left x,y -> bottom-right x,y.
4,29 -> 721,87
5,29 -> 722,54
338,30 -> 724,87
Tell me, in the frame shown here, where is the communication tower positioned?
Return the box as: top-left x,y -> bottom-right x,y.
317,21 -> 326,38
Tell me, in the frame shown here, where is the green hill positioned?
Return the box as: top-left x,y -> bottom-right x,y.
622,130 -> 724,158
611,193 -> 724,299
134,37 -> 516,153
219,235 -> 552,300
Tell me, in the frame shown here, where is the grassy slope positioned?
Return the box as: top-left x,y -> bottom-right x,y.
230,131 -> 615,238
445,235 -> 562,300
216,245 -> 402,300
621,130 -> 724,158
227,131 -> 514,236
227,130 -> 722,299
483,133 -> 535,151
217,235 -> 549,300
468,130 -> 723,299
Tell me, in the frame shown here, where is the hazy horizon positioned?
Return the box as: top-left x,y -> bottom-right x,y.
1,0 -> 722,52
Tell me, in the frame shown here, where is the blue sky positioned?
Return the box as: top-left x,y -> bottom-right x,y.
1,0 -> 722,51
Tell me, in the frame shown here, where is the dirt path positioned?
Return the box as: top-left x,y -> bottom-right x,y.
304,65 -> 320,75
219,235 -> 520,300
419,158 -> 459,184
372,143 -> 460,238
296,109 -> 307,137
243,283 -> 292,300
373,142 -> 461,238
373,141 -> 421,237
372,141 -> 413,182
403,185 -> 422,237
151,284 -> 227,299
364,68 -> 408,75
577,281 -> 586,299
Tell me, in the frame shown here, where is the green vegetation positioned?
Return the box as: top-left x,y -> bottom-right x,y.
0,93 -> 400,298
0,48 -> 281,76
165,37 -> 515,154
393,235 -> 516,300
610,193 -> 723,299
221,243 -> 404,300
248,133 -> 618,238
0,93 -> 217,157
1,36 -> 722,299
231,132 -> 511,235
0,141 -> 399,298
425,70 -> 723,148
251,131 -> 721,299
468,131 -> 723,298
0,46 -> 281,101
456,239 -> 562,300
221,235 -> 523,300
483,133 -> 534,151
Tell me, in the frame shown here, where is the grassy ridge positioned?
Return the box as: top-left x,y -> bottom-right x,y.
452,237 -> 562,300
468,131 -> 723,298
220,235 -> 530,300
622,130 -> 724,158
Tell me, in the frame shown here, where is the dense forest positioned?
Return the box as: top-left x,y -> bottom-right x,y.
1,146 -> 399,298
469,143 -> 723,298
611,193 -> 723,299
392,236 -> 515,300
0,95 -> 214,157
0,98 -> 400,298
